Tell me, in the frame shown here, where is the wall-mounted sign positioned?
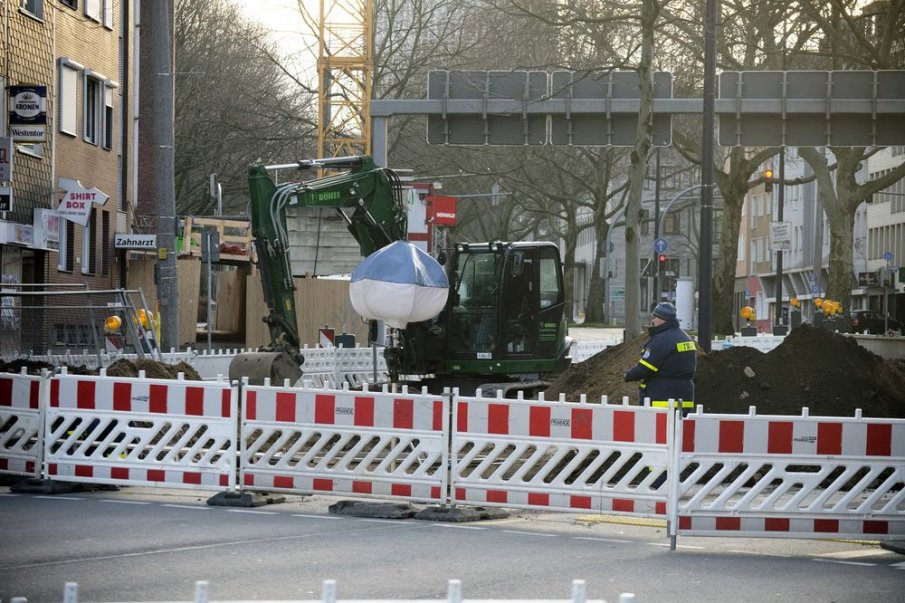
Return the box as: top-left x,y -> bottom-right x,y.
114,233 -> 157,249
57,178 -> 108,226
33,209 -> 61,251
0,136 -> 12,180
9,85 -> 47,142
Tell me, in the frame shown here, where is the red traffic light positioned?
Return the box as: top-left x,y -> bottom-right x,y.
658,254 -> 668,263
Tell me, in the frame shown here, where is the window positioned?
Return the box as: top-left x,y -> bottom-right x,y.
84,74 -> 102,144
59,220 -> 75,272
61,0 -> 77,9
82,209 -> 97,275
103,84 -> 114,149
85,0 -> 100,21
19,0 -> 44,20
103,0 -> 113,28
102,211 -> 111,277
59,59 -> 82,136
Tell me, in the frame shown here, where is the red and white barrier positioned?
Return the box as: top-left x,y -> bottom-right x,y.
0,370 -> 47,478
672,408 -> 905,541
451,394 -> 671,518
240,381 -> 449,502
44,369 -> 237,490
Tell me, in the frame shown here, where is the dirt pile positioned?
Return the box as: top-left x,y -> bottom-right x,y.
546,324 -> 905,418
0,358 -> 203,381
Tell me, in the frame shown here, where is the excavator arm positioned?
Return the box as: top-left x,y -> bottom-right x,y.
230,156 -> 408,385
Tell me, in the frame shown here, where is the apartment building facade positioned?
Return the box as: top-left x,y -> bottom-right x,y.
1,0 -> 134,354
737,146 -> 904,333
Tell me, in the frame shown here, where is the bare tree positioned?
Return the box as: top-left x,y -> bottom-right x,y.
793,0 -> 905,311
174,0 -> 317,216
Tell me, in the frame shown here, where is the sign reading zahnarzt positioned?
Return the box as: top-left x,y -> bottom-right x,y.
57,178 -> 108,226
114,233 -> 157,249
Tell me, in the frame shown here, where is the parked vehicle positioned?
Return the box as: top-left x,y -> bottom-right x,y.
850,310 -> 904,335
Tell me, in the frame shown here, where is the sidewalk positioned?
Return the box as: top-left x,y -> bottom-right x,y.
568,326 -> 624,343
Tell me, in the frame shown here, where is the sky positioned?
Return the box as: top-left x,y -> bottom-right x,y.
236,0 -> 317,78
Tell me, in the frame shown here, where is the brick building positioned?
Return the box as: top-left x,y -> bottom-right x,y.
1,0 -> 135,354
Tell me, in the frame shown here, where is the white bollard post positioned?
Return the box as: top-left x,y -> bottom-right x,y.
322,579 -> 337,603
447,579 -> 463,603
63,582 -> 79,603
194,581 -> 209,603
570,579 -> 587,603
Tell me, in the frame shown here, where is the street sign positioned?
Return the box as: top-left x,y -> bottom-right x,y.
654,238 -> 669,253
549,71 -> 673,146
883,251 -> 893,262
718,71 -> 905,147
770,221 -> 792,250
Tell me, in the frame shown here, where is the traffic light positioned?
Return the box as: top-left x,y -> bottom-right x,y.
764,168 -> 774,193
658,253 -> 668,269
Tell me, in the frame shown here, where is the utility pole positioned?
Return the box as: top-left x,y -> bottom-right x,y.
148,0 -> 178,349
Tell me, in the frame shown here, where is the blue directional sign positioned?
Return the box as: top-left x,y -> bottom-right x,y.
654,238 -> 669,254
883,251 -> 893,262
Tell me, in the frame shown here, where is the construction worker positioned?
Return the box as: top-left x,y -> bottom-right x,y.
623,302 -> 697,414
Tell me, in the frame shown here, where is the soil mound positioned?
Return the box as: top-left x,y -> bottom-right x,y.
0,358 -> 203,381
547,324 -> 905,418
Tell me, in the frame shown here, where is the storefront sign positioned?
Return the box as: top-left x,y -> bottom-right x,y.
57,178 -> 108,226
33,209 -> 60,251
9,86 -> 47,142
114,233 -> 157,249
0,136 -> 12,181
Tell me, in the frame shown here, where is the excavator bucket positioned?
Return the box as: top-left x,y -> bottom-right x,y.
228,351 -> 303,386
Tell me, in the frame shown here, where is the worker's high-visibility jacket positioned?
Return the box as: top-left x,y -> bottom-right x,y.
623,318 -> 697,408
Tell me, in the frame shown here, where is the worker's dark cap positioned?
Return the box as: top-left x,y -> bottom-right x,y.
652,302 -> 677,320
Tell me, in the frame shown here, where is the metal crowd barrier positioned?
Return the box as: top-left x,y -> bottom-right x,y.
2,369 -> 904,549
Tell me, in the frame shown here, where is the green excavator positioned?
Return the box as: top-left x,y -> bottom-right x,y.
228,156 -> 572,397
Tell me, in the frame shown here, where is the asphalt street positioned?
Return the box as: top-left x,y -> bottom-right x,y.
1,485 -> 903,602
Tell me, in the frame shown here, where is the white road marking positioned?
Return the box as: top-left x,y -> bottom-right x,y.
647,542 -> 704,549
817,549 -> 887,559
502,530 -> 557,537
813,559 -> 876,567
98,499 -> 151,505
225,508 -> 277,515
292,513 -> 342,520
34,496 -> 84,501
891,561 -> 905,570
573,536 -> 631,544
161,504 -> 211,511
429,523 -> 486,530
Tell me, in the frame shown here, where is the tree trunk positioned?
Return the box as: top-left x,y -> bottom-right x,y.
624,0 -> 657,338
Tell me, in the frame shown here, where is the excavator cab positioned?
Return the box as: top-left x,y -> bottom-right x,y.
395,240 -> 571,394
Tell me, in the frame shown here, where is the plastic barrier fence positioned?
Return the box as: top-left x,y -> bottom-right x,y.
451,393 -> 671,518
672,408 -> 905,541
43,369 -> 238,489
0,369 -> 46,477
240,381 -> 449,502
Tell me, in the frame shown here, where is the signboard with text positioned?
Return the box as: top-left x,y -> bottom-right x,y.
56,178 -> 108,226
9,85 -> 47,142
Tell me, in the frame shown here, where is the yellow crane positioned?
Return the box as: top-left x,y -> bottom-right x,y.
316,0 -> 372,158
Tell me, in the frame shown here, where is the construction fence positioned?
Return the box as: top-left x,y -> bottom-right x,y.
2,368 -> 903,548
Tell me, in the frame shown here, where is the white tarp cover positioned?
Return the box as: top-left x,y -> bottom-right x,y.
349,241 -> 449,328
